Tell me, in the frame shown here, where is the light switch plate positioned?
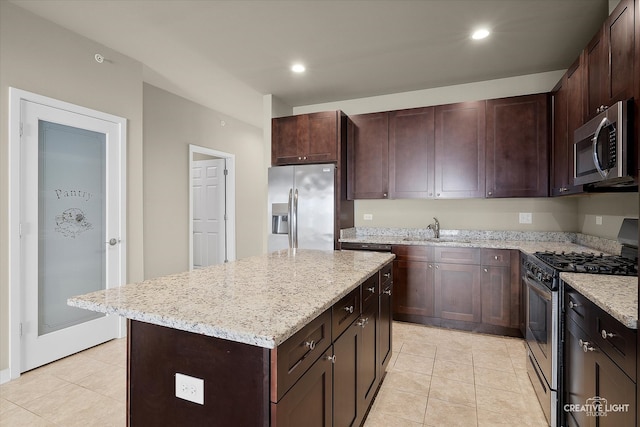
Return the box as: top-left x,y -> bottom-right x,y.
175,373 -> 204,405
519,213 -> 532,224
595,216 -> 603,225
363,214 -> 373,221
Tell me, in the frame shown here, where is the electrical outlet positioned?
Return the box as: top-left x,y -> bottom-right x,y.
519,213 -> 532,224
595,216 -> 603,225
175,373 -> 204,405
363,214 -> 373,221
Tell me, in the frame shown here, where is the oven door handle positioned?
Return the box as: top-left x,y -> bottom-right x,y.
524,274 -> 552,301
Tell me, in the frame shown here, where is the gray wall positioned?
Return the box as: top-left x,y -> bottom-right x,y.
0,2 -> 145,371
143,84 -> 265,279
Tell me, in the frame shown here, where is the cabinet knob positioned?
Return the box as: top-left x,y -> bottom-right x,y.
488,191 -> 493,196
357,317 -> 369,328
429,193 -> 433,197
483,268 -> 488,273
367,286 -> 376,293
325,354 -> 336,363
601,329 -> 616,339
428,264 -> 433,269
298,156 -> 302,160
435,265 -> 439,269
383,193 -> 388,197
436,193 -> 441,197
383,272 -> 391,278
305,340 -> 316,350
383,289 -> 392,296
569,300 -> 580,310
494,255 -> 499,260
344,305 -> 354,314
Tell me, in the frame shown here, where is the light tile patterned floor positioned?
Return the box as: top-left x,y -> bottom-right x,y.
0,322 -> 547,426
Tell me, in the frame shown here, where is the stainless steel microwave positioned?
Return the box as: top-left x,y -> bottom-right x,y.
573,99 -> 634,187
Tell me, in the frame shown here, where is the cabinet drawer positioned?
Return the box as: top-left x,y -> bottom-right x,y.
333,286 -> 361,340
392,245 -> 433,262
380,262 -> 393,288
434,247 -> 480,265
564,287 -> 593,332
595,309 -> 637,380
361,273 -> 379,310
271,308 -> 332,402
481,249 -> 510,267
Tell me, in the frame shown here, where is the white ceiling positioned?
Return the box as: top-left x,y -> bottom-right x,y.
10,0 -> 609,127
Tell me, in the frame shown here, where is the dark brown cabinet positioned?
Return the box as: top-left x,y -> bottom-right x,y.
332,321 -> 359,427
434,101 -> 486,198
564,285 -> 637,427
272,347 -> 334,427
347,112 -> 389,199
392,245 -> 521,337
378,264 -> 393,373
551,57 -> 585,196
392,246 -> 435,323
480,249 -> 520,330
388,107 -> 435,198
485,94 -> 549,198
434,262 -> 481,323
272,111 -> 340,166
583,0 -> 635,120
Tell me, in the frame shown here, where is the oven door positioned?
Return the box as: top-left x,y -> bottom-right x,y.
524,272 -> 555,384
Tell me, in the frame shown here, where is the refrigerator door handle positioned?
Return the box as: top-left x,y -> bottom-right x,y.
293,189 -> 299,248
287,189 -> 293,249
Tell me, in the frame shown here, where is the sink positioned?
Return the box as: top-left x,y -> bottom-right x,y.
402,237 -> 471,243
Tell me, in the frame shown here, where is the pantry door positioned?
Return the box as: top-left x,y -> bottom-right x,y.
19,95 -> 126,372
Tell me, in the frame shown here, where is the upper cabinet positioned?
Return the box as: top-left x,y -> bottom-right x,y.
583,0 -> 635,120
272,111 -> 340,166
434,101 -> 486,198
486,94 -> 549,198
347,112 -> 389,199
388,107 -> 435,198
551,57 -> 585,196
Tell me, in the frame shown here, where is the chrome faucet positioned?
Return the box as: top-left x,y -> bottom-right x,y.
427,217 -> 440,239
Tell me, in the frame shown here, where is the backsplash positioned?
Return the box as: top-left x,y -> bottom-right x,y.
340,227 -> 622,255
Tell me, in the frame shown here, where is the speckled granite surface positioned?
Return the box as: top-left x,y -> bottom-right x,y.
68,249 -> 394,349
561,273 -> 638,329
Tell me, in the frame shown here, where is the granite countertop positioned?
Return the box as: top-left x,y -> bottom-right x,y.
340,235 -> 606,256
561,273 -> 638,329
68,249 -> 395,349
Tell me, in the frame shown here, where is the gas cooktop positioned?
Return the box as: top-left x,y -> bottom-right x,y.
534,251 -> 638,276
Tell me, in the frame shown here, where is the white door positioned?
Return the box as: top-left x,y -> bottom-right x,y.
19,98 -> 125,372
192,159 -> 226,268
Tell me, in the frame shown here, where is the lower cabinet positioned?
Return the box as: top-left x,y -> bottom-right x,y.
564,285 -> 637,427
392,245 -> 521,337
271,347 -> 334,427
272,261 -> 393,427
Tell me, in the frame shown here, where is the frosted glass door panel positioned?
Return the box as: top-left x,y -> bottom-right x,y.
38,120 -> 105,335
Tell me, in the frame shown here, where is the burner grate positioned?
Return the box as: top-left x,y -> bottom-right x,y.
534,251 -> 637,276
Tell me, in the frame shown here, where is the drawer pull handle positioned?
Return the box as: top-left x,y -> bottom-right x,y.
357,317 -> 369,328
383,289 -> 392,296
325,354 -> 336,363
569,301 -> 580,310
601,329 -> 616,339
367,286 -> 376,293
579,339 -> 596,353
344,305 -> 354,314
305,340 -> 316,350
383,272 -> 391,278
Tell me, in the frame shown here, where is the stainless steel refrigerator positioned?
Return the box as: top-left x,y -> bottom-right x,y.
268,163 -> 337,251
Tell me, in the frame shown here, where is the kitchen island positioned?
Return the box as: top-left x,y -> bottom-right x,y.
69,249 -> 395,426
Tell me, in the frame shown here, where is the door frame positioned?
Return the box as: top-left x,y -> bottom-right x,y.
188,144 -> 236,269
7,87 -> 127,380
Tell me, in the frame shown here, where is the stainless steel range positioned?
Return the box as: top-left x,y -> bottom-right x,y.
522,219 -> 638,427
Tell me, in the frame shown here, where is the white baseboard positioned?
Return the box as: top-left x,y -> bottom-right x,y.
0,368 -> 11,384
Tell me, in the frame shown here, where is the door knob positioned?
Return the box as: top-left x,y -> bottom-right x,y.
107,238 -> 120,246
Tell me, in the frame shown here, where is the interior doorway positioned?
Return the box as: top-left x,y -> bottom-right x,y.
189,145 -> 236,269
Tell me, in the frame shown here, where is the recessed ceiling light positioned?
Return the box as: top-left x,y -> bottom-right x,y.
471,28 -> 490,40
291,63 -> 306,73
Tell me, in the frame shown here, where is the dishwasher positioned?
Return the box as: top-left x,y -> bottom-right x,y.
340,242 -> 392,252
